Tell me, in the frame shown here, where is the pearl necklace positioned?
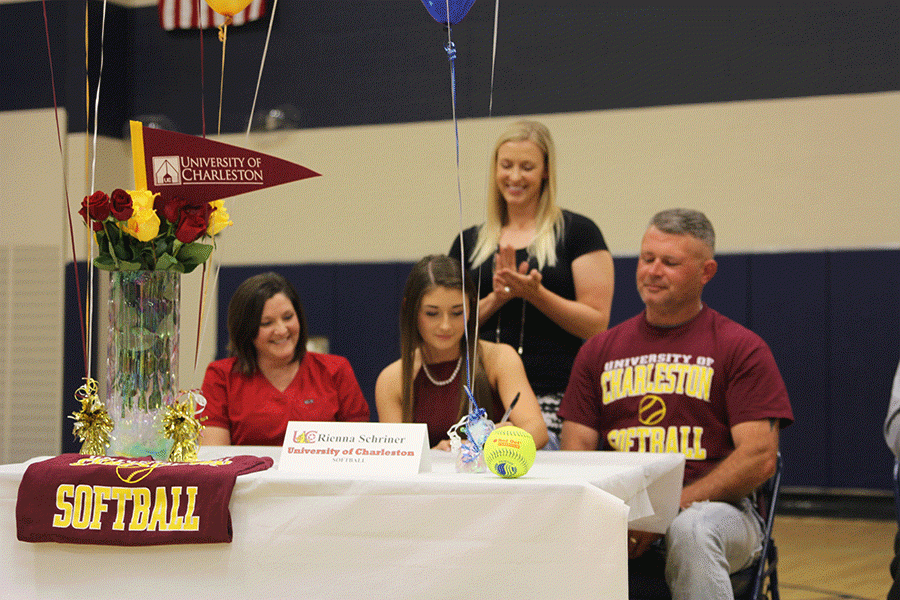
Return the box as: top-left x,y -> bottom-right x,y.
421,356 -> 462,386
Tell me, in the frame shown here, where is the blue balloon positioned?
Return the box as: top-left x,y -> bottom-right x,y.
420,0 -> 476,26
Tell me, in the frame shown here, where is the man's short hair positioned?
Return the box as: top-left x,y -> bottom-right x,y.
649,208 -> 715,254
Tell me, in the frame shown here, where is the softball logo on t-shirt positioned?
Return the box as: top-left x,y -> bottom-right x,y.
638,395 -> 666,425
601,353 -> 714,460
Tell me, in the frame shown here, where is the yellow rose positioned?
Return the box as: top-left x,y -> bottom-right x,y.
120,189 -> 161,242
207,200 -> 234,236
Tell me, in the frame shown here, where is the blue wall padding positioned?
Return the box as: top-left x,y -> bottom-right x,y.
748,252 -> 832,488
209,250 -> 900,490
64,249 -> 900,489
827,250 -> 900,489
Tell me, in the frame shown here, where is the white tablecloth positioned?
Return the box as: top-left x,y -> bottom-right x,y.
2,449 -> 684,600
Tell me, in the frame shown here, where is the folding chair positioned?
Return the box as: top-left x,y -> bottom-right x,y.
889,458 -> 900,600
629,452 -> 783,600
732,451 -> 782,600
893,458 -> 900,525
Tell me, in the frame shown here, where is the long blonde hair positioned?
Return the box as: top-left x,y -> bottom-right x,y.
398,255 -> 494,424
469,120 -> 564,270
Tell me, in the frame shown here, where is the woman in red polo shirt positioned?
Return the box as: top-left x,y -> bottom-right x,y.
201,272 -> 369,446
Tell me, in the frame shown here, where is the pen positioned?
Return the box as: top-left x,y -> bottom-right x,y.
500,392 -> 520,423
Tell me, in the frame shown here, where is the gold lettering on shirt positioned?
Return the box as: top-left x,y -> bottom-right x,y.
183,486 -> 200,531
72,485 -> 92,530
89,486 -> 111,530
607,425 -> 705,460
147,487 -> 169,531
602,358 -> 713,405
52,484 -> 75,528
110,487 -> 132,530
130,488 -> 151,530
50,485 -> 203,533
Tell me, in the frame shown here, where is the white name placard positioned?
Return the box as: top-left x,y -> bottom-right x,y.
278,422 -> 431,476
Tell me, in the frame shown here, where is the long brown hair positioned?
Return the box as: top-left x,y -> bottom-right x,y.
399,255 -> 495,423
227,272 -> 308,375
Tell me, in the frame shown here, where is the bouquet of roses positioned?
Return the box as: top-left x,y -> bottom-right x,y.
79,188 -> 232,272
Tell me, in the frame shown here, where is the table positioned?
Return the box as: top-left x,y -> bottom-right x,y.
2,449 -> 684,600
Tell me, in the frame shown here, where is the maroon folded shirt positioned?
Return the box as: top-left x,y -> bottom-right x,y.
16,453 -> 273,546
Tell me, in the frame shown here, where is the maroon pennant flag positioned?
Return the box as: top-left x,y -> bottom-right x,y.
131,121 -> 320,204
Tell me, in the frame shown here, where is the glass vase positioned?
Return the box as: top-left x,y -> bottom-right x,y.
106,270 -> 180,459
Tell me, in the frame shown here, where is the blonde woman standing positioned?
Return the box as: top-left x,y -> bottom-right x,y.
449,120 -> 614,447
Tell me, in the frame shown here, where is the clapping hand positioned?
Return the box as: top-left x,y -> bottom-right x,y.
493,245 -> 541,302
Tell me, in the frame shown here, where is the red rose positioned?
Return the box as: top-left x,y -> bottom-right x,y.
78,205 -> 104,231
175,201 -> 214,243
81,190 -> 111,222
155,196 -> 183,225
78,191 -> 109,231
109,189 -> 134,221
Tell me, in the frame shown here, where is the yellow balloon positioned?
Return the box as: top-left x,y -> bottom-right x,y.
204,0 -> 253,17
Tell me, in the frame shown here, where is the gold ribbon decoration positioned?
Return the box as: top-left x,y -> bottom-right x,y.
69,378 -> 113,456
163,390 -> 207,462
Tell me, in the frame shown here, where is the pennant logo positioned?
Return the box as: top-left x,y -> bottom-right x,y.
153,157 -> 182,186
130,121 -> 320,203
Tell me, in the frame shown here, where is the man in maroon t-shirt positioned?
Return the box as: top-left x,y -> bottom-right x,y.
559,208 -> 793,600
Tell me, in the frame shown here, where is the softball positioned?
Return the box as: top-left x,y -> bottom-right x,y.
483,426 -> 536,478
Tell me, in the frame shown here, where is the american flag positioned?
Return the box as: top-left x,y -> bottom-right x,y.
159,0 -> 267,31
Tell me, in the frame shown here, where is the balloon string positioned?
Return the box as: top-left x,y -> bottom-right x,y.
193,261 -> 208,373
245,0 -> 279,136
190,0 -> 209,376
193,238 -> 222,376
195,1 -> 280,376
88,0 -> 107,198
82,3 -> 95,382
443,7 -> 478,413
197,0 -> 207,139
488,0 -> 499,117
472,0 -> 501,354
42,0 -> 89,381
216,22 -> 230,135
198,1 -> 273,374
194,3 -> 282,375
85,0 -> 109,382
194,259 -> 222,376
82,0 -> 89,198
